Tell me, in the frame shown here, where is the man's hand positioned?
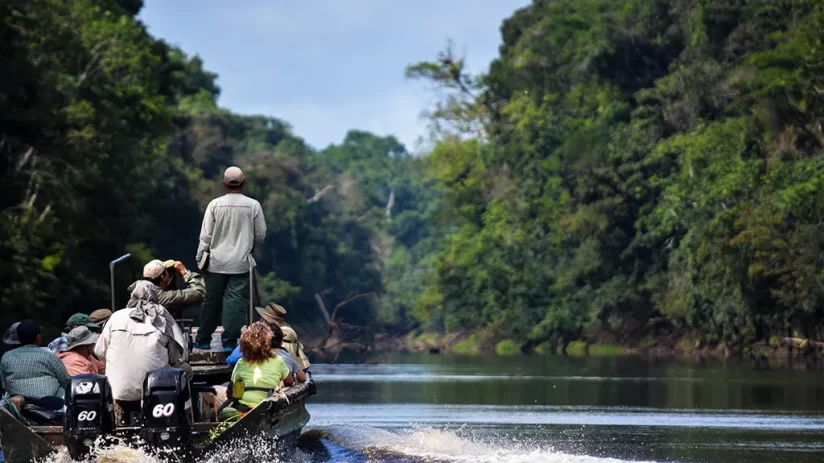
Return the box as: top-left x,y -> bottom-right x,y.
174,261 -> 187,275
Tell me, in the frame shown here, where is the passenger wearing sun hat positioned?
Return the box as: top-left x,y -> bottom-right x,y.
225,302 -> 310,371
89,309 -> 113,328
1,321 -> 21,358
57,326 -> 105,376
194,166 -> 267,351
254,303 -> 310,369
46,313 -> 101,354
2,322 -> 20,347
129,258 -> 206,316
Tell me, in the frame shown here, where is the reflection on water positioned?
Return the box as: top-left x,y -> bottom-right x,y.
42,354 -> 824,463
311,355 -> 824,411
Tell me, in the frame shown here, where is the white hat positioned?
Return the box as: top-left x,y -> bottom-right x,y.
143,259 -> 173,279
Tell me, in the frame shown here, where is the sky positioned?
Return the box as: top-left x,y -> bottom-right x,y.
139,0 -> 531,152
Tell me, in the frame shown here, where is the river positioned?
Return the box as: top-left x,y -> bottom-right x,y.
295,353 -> 824,463
42,353 -> 824,462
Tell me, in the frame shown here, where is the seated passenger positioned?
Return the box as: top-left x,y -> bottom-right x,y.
255,303 -> 311,370
225,325 -> 306,383
95,280 -> 190,424
230,322 -> 293,409
0,320 -> 71,410
1,321 -> 21,398
89,309 -> 113,329
134,259 -> 206,316
271,324 -> 306,382
47,313 -> 101,353
57,326 -> 103,376
1,322 -> 21,359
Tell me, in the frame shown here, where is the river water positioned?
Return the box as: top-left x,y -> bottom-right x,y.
296,353 -> 824,463
41,353 -> 824,462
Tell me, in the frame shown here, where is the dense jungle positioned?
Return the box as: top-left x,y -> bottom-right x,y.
3,0 -> 824,358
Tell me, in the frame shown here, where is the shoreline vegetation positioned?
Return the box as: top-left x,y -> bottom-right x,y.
365,331 -> 824,365
6,0 -> 824,362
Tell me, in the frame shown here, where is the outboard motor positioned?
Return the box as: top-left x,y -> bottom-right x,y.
63,374 -> 115,460
140,367 -> 192,452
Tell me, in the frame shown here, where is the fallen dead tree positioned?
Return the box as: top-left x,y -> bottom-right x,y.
778,337 -> 824,348
307,292 -> 374,364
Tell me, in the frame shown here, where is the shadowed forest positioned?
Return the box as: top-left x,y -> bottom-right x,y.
3,0 -> 824,356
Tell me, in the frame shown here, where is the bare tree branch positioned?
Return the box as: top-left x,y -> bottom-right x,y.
385,186 -> 395,221
307,184 -> 334,204
36,202 -> 52,225
331,343 -> 370,364
311,292 -> 375,357
314,293 -> 332,325
329,292 -> 374,322
15,147 -> 35,174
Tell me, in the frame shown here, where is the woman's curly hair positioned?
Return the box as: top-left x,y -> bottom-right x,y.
240,322 -> 274,364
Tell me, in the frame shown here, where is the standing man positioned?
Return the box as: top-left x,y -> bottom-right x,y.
195,166 -> 266,351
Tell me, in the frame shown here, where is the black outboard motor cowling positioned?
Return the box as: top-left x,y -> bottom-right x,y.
63,374 -> 115,460
140,367 -> 192,451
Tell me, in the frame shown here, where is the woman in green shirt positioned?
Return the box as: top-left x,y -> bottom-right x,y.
230,322 -> 293,407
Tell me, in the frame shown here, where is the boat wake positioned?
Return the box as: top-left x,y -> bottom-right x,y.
37,434 -> 286,463
37,426 -> 651,463
40,444 -> 159,463
305,426 -> 654,463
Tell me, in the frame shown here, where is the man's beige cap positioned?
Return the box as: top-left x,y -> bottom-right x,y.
143,259 -> 173,279
223,166 -> 245,187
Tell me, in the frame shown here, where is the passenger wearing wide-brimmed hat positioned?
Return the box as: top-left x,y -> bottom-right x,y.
57,326 -> 104,376
46,313 -> 102,354
254,303 -> 310,370
1,321 -> 21,359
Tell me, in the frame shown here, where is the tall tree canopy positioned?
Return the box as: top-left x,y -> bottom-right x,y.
411,0 -> 824,352
0,0 -> 433,334
4,0 -> 824,355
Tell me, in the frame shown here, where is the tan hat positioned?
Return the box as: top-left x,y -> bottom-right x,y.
89,309 -> 112,326
223,166 -> 245,187
255,303 -> 287,324
143,259 -> 174,279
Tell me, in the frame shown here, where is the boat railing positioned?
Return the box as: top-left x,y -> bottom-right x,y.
109,253 -> 135,311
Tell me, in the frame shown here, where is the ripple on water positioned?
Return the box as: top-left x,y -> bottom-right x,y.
307,403 -> 824,431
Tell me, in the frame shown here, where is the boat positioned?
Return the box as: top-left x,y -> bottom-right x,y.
0,254 -> 316,462
0,359 -> 316,463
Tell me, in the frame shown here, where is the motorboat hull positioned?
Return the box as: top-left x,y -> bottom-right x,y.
0,380 -> 315,463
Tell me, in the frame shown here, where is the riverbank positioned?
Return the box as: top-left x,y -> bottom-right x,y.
368,331 -> 824,366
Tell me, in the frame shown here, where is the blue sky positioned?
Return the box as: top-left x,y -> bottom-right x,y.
139,1 -> 530,152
